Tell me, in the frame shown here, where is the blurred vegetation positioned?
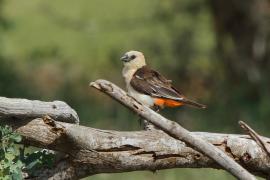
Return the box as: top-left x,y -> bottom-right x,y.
0,0 -> 269,179
0,125 -> 23,179
0,125 -> 54,179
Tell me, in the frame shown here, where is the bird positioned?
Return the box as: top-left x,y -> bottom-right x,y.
120,50 -> 206,110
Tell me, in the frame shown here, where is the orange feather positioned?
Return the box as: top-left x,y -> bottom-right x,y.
154,98 -> 183,107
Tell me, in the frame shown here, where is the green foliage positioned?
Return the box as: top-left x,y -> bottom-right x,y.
0,125 -> 55,179
22,149 -> 54,177
0,125 -> 23,179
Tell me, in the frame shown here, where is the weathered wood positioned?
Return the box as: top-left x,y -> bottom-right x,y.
0,97 -> 79,124
9,118 -> 270,179
1,88 -> 269,179
90,79 -> 256,180
240,120 -> 270,158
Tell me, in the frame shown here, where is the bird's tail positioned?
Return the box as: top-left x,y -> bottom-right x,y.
181,98 -> 207,109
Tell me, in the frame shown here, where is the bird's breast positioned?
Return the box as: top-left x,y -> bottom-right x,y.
127,85 -> 154,107
122,67 -> 154,107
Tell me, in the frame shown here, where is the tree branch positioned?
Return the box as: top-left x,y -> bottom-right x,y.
239,120 -> 270,157
2,118 -> 268,179
0,97 -> 79,124
1,91 -> 269,179
90,79 -> 256,180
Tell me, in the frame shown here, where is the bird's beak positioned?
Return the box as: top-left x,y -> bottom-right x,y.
120,54 -> 129,62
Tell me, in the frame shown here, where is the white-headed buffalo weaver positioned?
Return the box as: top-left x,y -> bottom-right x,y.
121,50 -> 206,110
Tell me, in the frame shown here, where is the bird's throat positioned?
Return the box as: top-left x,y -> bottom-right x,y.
122,67 -> 137,85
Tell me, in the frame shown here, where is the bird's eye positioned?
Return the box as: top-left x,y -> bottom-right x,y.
130,55 -> 136,60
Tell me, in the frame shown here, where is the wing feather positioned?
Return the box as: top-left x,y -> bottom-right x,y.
130,66 -> 183,100
130,66 -> 206,109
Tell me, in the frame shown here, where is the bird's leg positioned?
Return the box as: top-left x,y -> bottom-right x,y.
153,105 -> 160,113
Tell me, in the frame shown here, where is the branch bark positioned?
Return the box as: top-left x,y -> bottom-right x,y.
0,97 -> 79,124
90,79 -> 256,180
6,118 -> 270,179
1,91 -> 270,179
239,120 -> 270,157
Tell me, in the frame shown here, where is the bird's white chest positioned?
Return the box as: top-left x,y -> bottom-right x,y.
127,85 -> 154,107
122,67 -> 154,107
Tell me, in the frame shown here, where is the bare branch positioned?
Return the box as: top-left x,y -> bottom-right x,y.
239,120 -> 270,157
1,91 -> 269,179
5,118 -> 269,179
90,79 -> 256,180
0,97 -> 79,124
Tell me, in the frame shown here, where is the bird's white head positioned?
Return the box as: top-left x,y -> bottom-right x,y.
120,50 -> 146,69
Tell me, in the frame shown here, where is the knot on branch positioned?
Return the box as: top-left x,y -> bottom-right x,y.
43,115 -> 66,136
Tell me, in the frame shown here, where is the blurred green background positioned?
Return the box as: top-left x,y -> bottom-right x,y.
0,0 -> 269,179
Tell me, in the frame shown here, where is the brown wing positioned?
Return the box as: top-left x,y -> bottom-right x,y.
130,66 -> 207,109
130,66 -> 184,101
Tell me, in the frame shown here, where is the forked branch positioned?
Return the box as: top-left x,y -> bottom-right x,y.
239,121 -> 270,157
90,79 -> 256,180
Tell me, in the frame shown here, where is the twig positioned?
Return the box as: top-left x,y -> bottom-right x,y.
239,120 -> 270,157
90,79 -> 256,180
